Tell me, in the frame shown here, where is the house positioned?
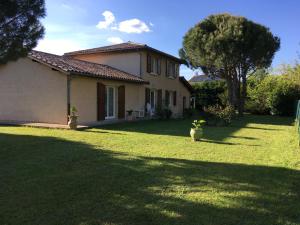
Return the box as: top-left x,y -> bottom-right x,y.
189,74 -> 223,84
0,42 -> 192,125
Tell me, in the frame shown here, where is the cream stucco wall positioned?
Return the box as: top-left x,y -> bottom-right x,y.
71,52 -> 141,77
70,50 -> 191,117
70,76 -> 145,124
0,58 -> 68,124
140,51 -> 191,117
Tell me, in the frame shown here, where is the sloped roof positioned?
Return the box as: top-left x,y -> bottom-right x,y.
189,75 -> 223,82
64,41 -> 183,63
28,50 -> 148,84
179,76 -> 193,93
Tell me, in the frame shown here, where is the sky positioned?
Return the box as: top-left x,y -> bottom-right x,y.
35,0 -> 300,79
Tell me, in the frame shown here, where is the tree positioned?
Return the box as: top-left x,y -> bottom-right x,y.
180,14 -> 280,115
0,0 -> 46,64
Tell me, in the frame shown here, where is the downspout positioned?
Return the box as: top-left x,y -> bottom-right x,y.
67,74 -> 71,124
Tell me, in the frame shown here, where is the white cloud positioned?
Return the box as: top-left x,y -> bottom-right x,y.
117,19 -> 151,34
107,37 -> 124,44
150,22 -> 154,27
34,38 -> 85,55
96,10 -> 116,29
96,11 -> 151,34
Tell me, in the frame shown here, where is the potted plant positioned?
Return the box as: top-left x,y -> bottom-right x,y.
190,119 -> 206,141
127,110 -> 134,121
68,106 -> 78,130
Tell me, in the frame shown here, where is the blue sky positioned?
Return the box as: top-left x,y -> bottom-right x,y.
36,0 -> 300,79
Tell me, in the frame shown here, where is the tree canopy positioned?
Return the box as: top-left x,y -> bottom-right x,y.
0,0 -> 46,64
180,13 -> 280,115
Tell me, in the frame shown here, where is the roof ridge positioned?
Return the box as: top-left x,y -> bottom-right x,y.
62,42 -> 182,62
64,41 -> 146,56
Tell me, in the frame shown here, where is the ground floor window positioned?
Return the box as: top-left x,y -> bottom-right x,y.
150,90 -> 156,110
105,86 -> 115,119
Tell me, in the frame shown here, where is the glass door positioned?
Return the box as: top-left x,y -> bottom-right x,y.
105,86 -> 115,119
150,90 -> 156,111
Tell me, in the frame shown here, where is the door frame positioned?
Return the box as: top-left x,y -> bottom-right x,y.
105,86 -> 116,119
150,89 -> 156,111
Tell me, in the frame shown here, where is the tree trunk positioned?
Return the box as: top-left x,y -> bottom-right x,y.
226,79 -> 234,107
239,76 -> 247,116
232,75 -> 239,110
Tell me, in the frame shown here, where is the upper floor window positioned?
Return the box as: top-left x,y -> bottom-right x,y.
166,61 -> 179,78
147,54 -> 161,75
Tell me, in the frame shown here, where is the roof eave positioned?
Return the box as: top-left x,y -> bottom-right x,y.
179,76 -> 194,93
28,55 -> 71,75
70,71 -> 149,84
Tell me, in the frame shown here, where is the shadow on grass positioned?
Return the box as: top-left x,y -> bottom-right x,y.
97,115 -> 293,143
0,132 -> 299,225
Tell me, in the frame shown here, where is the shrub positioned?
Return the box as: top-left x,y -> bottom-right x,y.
269,79 -> 300,116
183,108 -> 199,118
204,105 -> 235,126
245,75 -> 278,115
246,74 -> 300,116
192,80 -> 226,110
155,107 -> 173,119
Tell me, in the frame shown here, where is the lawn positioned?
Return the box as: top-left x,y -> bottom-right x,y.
0,115 -> 300,225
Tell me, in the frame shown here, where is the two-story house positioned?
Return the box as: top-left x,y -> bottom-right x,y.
0,42 -> 192,125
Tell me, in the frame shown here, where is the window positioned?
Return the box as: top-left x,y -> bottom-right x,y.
166,61 -> 179,78
150,90 -> 156,109
105,86 -> 115,119
147,54 -> 161,75
165,90 -> 170,106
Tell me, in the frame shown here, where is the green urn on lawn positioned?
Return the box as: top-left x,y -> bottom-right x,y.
190,119 -> 206,141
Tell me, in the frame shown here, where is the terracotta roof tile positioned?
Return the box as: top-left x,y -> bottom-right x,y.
64,41 -> 183,63
28,50 -> 148,84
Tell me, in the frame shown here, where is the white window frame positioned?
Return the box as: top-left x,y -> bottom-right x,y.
150,89 -> 156,110
150,57 -> 160,75
167,61 -> 178,79
105,86 -> 116,119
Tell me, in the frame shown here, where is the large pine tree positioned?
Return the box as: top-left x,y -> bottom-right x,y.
180,14 -> 280,115
0,0 -> 46,64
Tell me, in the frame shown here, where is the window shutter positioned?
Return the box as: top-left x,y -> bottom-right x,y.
157,89 -> 162,109
157,59 -> 161,75
165,90 -> 170,106
147,54 -> 151,73
97,82 -> 105,121
145,88 -> 150,106
118,86 -> 125,119
173,91 -> 177,106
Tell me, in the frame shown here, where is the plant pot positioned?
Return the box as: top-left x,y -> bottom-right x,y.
190,128 -> 203,141
68,115 -> 78,130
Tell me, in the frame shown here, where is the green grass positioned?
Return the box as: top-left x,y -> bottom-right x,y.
0,115 -> 300,225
